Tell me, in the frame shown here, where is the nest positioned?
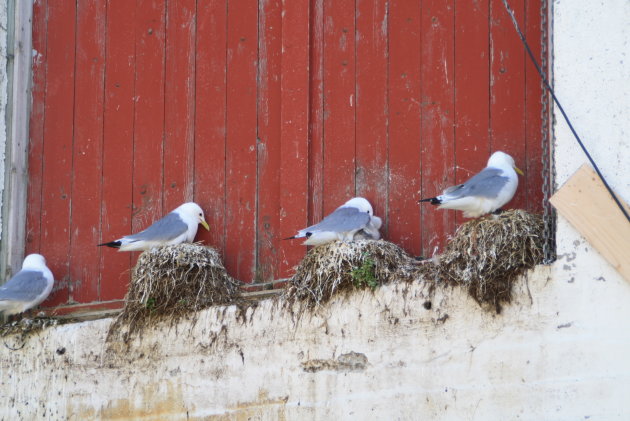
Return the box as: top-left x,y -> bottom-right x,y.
418,209 -> 544,312
283,240 -> 418,309
109,243 -> 240,341
0,317 -> 70,350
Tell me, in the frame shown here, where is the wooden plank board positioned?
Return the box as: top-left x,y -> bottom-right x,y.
490,0 -> 527,211
420,0 -> 456,257
355,0 -> 388,231
25,0 -> 47,257
322,0 -> 356,214
550,165 -> 630,283
4,0 -> 34,276
132,0 -> 166,236
69,0 -> 106,303
454,0 -> 491,227
387,0 -> 422,257
163,0 -> 196,212
194,0 -> 227,255
39,1 -> 76,306
308,0 -> 325,231
278,0 -> 310,278
256,0 -> 282,282
99,0 -> 136,301
225,0 -> 258,281
524,0 -> 545,213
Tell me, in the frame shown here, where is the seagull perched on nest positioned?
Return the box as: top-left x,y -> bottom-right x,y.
0,254 -> 54,316
286,197 -> 381,246
99,202 -> 210,251
419,151 -> 524,218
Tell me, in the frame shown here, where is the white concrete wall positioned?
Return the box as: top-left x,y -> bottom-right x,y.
0,0 -> 629,420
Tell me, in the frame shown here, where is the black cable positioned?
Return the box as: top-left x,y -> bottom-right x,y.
501,0 -> 630,223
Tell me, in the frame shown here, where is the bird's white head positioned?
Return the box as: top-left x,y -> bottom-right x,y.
343,197 -> 374,215
22,253 -> 47,270
487,151 -> 524,175
176,202 -> 210,231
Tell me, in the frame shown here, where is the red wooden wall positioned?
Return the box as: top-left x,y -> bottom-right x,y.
27,0 -> 544,310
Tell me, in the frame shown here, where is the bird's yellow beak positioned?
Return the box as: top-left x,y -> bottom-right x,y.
514,166 -> 524,176
200,219 -> 210,231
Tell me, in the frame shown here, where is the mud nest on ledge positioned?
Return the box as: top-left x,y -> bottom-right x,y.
108,243 -> 240,341
283,239 -> 419,309
418,209 -> 544,312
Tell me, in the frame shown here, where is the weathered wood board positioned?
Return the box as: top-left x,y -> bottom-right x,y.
550,164 -> 630,283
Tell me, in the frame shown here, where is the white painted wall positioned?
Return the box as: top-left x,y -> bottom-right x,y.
0,2 -> 8,242
0,0 -> 629,420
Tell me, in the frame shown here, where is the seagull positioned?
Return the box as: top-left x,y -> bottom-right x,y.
285,197 -> 380,246
99,202 -> 210,251
0,254 -> 55,316
418,151 -> 524,218
354,215 -> 383,241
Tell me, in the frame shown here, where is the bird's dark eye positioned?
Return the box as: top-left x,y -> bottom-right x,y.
199,213 -> 202,216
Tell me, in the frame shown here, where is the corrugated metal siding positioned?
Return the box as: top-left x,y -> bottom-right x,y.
26,0 -> 544,309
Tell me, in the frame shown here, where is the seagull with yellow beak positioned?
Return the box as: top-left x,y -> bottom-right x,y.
419,151 -> 524,218
99,202 -> 210,251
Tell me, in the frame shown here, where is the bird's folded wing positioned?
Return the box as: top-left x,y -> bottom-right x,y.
300,207 -> 371,235
0,270 -> 48,302
125,212 -> 189,243
444,168 -> 509,199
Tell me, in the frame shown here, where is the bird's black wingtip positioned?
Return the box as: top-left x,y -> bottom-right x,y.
418,197 -> 441,205
98,241 -> 121,249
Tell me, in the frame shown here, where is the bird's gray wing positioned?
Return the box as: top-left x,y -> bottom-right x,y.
443,168 -> 509,199
0,270 -> 48,302
126,212 -> 188,243
302,207 -> 371,234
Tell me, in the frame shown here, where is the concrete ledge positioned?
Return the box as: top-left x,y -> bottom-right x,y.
1,262 -> 629,420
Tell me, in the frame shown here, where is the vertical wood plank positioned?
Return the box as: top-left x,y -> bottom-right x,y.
26,0 -> 47,256
194,0 -> 227,254
388,0 -> 422,256
3,0 -> 34,277
454,0 -> 491,226
100,0 -> 136,301
308,0 -> 325,229
225,0 -> 258,281
490,0 -> 526,210
525,0 -> 544,212
38,1 -> 76,306
256,0 -> 282,282
322,0 -> 356,214
355,0 -> 388,226
420,0 -> 456,256
133,0 -> 166,235
163,0 -> 196,213
69,0 -> 106,303
278,0 -> 310,277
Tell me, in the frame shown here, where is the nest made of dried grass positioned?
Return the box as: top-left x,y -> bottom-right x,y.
418,209 -> 544,312
108,243 -> 240,341
283,239 -> 418,309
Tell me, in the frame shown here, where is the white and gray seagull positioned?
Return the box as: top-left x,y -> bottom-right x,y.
286,197 -> 381,246
419,151 -> 524,218
99,202 -> 210,252
0,254 -> 55,316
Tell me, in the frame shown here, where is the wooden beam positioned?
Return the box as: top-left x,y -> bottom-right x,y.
550,164 -> 630,283
1,0 -> 33,278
